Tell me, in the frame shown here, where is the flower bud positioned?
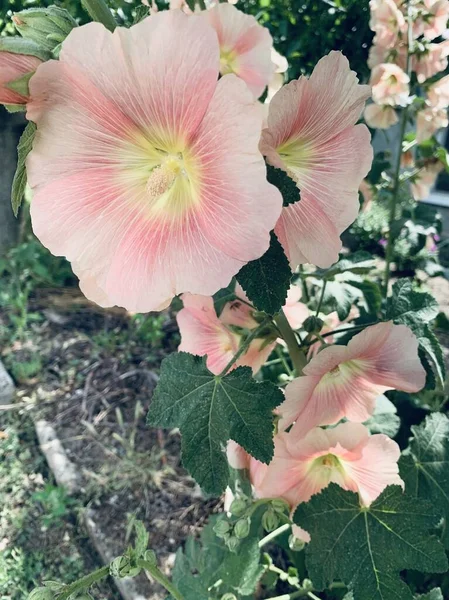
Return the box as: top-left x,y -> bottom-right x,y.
262,508 -> 279,532
271,498 -> 289,514
213,518 -> 231,538
234,517 -> 251,539
221,594 -> 238,600
229,498 -> 247,517
226,536 -> 240,553
303,316 -> 324,334
13,7 -> 77,53
288,534 -> 306,552
28,588 -> 55,600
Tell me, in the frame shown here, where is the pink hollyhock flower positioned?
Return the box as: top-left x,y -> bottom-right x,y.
252,422 -> 403,508
427,74 -> 449,109
412,41 -> 449,83
227,439 -> 251,470
177,293 -> 276,375
411,162 -> 443,199
417,106 -> 449,142
370,63 -> 410,106
201,4 -> 274,99
266,48 -> 288,103
367,43 -> 390,69
369,0 -> 406,48
27,12 -> 282,313
278,321 -> 426,438
261,51 -> 372,269
422,0 -> 449,40
364,103 -> 399,128
0,51 -> 42,105
282,285 -> 308,330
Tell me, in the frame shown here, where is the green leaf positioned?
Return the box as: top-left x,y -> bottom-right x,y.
266,164 -> 300,207
386,280 -> 438,327
237,232 -> 292,315
213,279 -> 237,317
294,484 -> 447,600
399,413 -> 449,549
385,280 -> 444,387
12,121 -> 36,217
147,353 -> 283,494
363,394 -> 400,437
172,517 -> 264,600
414,589 -> 443,600
346,279 -> 382,316
317,251 -> 376,279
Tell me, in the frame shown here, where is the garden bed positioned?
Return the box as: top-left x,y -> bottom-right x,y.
0,290 -> 221,597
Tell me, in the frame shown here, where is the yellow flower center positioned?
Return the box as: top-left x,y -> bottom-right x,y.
276,138 -> 315,183
220,48 -> 238,75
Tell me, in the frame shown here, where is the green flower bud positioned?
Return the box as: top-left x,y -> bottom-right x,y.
229,498 -> 247,517
271,498 -> 289,514
234,517 -> 251,539
13,7 -> 77,53
213,518 -> 231,538
221,594 -> 238,600
226,536 -> 240,553
28,588 -> 55,600
262,508 -> 279,533
288,534 -> 306,552
303,316 -> 324,334
143,549 -> 157,566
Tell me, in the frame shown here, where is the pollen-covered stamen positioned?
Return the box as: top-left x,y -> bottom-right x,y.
146,157 -> 182,200
220,48 -> 238,75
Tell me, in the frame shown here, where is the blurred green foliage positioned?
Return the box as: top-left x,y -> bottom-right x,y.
0,0 -> 372,79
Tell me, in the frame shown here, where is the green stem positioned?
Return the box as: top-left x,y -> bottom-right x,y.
299,266 -> 310,301
57,565 -> 110,600
306,321 -> 379,347
265,589 -> 312,600
137,559 -> 184,600
274,309 -> 307,376
219,317 -> 273,376
275,346 -> 294,377
383,0 -> 413,296
81,0 -> 116,31
315,280 -> 327,317
259,523 -> 291,547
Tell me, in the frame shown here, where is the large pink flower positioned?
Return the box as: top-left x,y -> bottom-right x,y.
252,422 -> 403,508
278,321 -> 426,437
0,51 -> 42,105
27,12 -> 282,313
201,4 -> 274,99
261,51 -> 372,269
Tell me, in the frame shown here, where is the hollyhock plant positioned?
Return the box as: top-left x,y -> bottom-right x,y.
411,161 -> 444,199
364,103 -> 399,128
278,321 -> 426,437
370,63 -> 410,106
421,0 -> 449,40
0,50 -> 42,105
417,106 -> 449,142
427,74 -> 449,109
201,3 -> 274,99
252,422 -> 403,509
260,51 -> 372,268
26,11 -> 282,313
369,0 -> 406,48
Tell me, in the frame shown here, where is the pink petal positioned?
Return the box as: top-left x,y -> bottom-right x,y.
0,51 -> 41,105
343,434 -> 403,505
227,440 -> 251,470
202,4 -> 274,98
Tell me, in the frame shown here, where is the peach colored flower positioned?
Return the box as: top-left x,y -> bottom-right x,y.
367,42 -> 391,69
282,285 -> 308,330
252,422 -> 403,508
412,41 -> 449,83
369,0 -> 406,48
417,106 -> 449,142
364,103 -> 399,128
266,48 -> 288,104
0,51 -> 42,105
227,439 -> 251,470
427,74 -> 449,108
201,4 -> 274,99
370,63 -> 410,106
261,51 -> 372,269
422,0 -> 449,40
27,12 -> 282,313
177,293 -> 276,375
359,179 -> 374,211
411,161 -> 443,199
278,321 -> 425,438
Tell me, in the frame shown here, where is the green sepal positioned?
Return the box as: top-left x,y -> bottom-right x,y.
11,121 -> 36,217
0,37 -> 50,61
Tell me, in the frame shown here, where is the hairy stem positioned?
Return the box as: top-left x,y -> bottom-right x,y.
219,316 -> 273,376
274,309 -> 307,376
383,0 -> 413,296
57,566 -> 110,600
315,280 -> 327,316
81,0 -> 116,31
137,559 -> 184,600
259,523 -> 291,547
